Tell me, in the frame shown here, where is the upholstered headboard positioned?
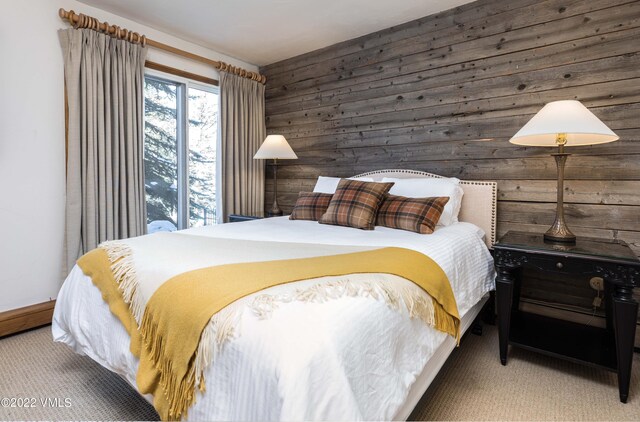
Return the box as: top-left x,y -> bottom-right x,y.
353,169 -> 497,248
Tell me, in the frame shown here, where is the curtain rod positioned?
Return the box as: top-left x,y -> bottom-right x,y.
58,8 -> 266,84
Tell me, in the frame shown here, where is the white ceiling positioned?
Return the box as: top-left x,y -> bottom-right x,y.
78,0 -> 473,66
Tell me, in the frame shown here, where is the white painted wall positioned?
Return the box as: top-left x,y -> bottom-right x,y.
0,0 -> 258,312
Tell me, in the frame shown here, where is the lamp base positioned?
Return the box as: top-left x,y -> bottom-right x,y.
544,148 -> 576,244
268,158 -> 283,217
543,222 -> 576,243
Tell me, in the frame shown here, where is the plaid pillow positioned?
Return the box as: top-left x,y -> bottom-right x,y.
376,195 -> 450,234
289,192 -> 333,221
319,179 -> 394,230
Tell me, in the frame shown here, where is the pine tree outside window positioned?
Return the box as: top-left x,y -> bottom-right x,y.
144,72 -> 219,233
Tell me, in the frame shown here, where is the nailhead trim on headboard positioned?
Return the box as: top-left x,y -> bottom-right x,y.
353,169 -> 497,248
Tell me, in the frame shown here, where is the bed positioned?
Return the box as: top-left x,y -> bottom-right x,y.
52,169 -> 497,421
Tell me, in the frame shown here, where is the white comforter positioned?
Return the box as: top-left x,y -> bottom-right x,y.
53,217 -> 495,421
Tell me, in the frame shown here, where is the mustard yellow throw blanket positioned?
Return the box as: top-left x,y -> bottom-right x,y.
78,237 -> 459,421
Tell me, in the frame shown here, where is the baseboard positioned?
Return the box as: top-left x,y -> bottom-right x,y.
0,300 -> 56,338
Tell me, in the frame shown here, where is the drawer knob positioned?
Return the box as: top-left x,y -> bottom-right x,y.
556,262 -> 564,269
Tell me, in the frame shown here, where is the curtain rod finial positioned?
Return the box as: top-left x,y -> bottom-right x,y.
58,8 -> 67,18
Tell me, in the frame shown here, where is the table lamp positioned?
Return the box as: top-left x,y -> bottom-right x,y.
254,135 -> 298,216
509,100 -> 618,243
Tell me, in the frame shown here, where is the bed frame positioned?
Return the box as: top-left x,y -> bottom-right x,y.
354,169 -> 498,248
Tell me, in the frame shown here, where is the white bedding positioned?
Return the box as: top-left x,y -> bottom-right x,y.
53,217 -> 495,421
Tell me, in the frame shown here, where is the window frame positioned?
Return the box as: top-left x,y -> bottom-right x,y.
144,69 -> 220,230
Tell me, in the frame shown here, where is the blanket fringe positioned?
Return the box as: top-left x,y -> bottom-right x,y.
140,310 -> 197,420
249,276 -> 436,328
193,303 -> 241,392
139,300 -> 243,420
100,241 -> 146,324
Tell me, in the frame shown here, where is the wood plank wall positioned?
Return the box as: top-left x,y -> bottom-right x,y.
260,0 -> 640,322
261,0 -> 640,258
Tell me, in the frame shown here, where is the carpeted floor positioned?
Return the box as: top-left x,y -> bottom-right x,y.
0,324 -> 638,421
0,326 -> 158,421
409,325 -> 640,420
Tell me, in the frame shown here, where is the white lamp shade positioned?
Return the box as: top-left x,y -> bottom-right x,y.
509,100 -> 618,147
253,135 -> 298,159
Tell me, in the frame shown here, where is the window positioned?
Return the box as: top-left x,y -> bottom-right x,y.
143,72 -> 219,233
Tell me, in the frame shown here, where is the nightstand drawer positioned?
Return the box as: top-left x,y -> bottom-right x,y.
521,253 -> 598,276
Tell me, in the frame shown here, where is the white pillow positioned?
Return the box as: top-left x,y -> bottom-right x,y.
312,176 -> 375,194
381,177 -> 464,226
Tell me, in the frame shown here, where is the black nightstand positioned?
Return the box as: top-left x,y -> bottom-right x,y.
228,211 -> 267,223
494,231 -> 640,403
